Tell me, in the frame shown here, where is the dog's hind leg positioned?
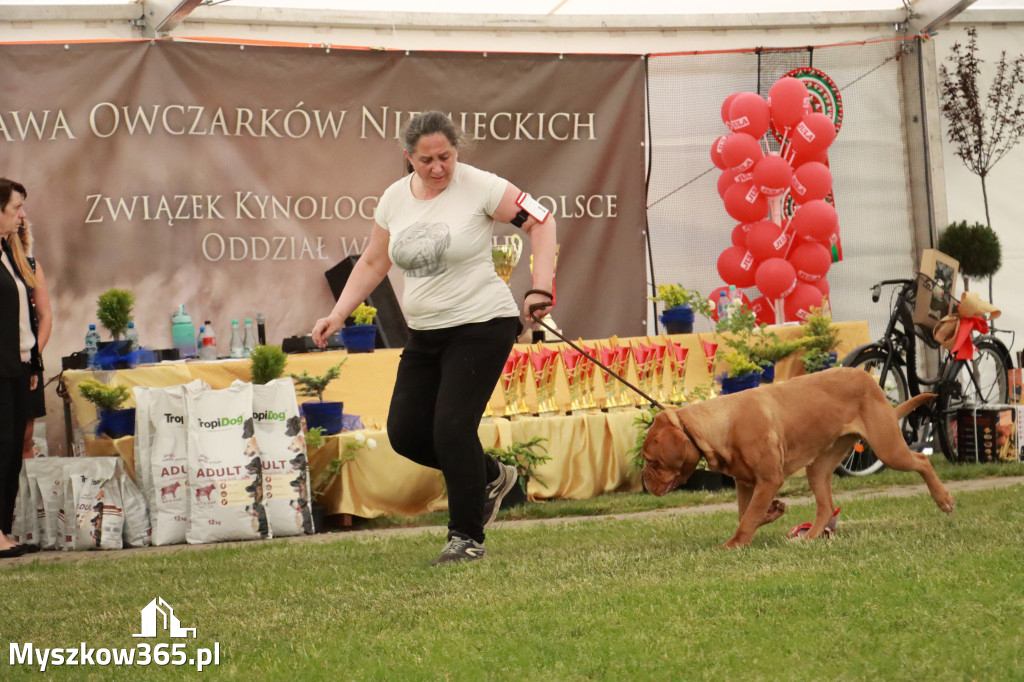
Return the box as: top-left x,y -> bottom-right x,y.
801,457 -> 842,539
861,401 -> 955,514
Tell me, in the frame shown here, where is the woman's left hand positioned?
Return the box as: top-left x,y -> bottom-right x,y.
29,374 -> 38,391
523,292 -> 553,323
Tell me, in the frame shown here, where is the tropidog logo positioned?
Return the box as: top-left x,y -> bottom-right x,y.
195,415 -> 244,429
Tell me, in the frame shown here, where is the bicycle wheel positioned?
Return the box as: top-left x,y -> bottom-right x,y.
935,337 -> 1011,463
838,346 -> 910,475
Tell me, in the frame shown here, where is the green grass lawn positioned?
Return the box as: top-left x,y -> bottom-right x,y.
4,470 -> 1023,681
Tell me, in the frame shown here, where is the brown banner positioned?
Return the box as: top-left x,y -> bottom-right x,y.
0,41 -> 646,370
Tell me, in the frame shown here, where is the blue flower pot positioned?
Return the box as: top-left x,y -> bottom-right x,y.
659,305 -> 694,335
340,325 -> 377,353
720,371 -> 761,395
301,400 -> 344,435
97,407 -> 136,439
759,362 -> 776,384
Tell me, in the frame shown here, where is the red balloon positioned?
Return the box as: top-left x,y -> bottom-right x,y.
790,199 -> 838,244
788,241 -> 831,282
707,285 -> 753,322
731,222 -> 754,248
790,112 -> 837,156
727,92 -> 771,139
752,155 -> 794,197
717,246 -> 758,289
721,93 -> 741,126
813,277 -> 830,298
721,132 -> 764,172
717,169 -> 752,199
755,257 -> 797,300
768,77 -> 810,130
746,220 -> 789,262
784,283 -> 828,322
723,182 -> 769,223
710,134 -> 730,171
748,295 -> 776,326
791,161 -> 832,204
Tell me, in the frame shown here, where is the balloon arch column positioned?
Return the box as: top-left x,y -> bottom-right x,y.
711,69 -> 844,324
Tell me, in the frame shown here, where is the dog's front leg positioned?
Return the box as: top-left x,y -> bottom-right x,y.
735,481 -> 787,526
724,480 -> 783,548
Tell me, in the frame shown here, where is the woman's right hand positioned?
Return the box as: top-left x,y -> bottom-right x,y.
311,312 -> 345,349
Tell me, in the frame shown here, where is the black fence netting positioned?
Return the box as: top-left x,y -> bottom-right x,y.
647,37 -> 931,343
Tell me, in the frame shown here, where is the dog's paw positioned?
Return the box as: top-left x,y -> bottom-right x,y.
763,499 -> 787,523
940,494 -> 955,514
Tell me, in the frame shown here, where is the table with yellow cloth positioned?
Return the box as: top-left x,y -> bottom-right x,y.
67,321 -> 871,518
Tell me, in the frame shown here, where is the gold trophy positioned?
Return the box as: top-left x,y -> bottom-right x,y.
492,234 -> 523,284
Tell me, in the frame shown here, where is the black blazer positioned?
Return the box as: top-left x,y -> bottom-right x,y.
0,237 -> 41,378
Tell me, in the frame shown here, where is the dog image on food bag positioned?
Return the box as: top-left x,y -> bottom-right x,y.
641,367 -> 955,547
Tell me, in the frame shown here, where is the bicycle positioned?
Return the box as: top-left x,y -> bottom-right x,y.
838,276 -> 1014,476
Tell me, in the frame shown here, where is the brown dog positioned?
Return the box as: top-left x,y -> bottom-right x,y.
641,367 -> 955,548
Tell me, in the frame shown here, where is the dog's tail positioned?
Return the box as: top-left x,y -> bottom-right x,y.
894,393 -> 935,419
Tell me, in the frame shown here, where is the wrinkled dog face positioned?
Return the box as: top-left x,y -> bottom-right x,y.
641,411 -> 703,496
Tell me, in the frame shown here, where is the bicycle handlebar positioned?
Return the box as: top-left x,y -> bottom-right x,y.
870,278 -> 916,303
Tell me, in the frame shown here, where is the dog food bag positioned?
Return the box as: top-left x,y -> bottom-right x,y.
146,383 -> 197,546
120,470 -> 152,548
133,386 -> 155,494
185,380 -> 271,544
62,457 -> 123,551
252,379 -> 314,536
11,469 -> 39,546
25,457 -> 70,550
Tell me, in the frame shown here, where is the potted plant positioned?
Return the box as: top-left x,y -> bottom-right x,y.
341,303 -> 378,353
309,428 -> 377,532
95,288 -> 136,369
938,220 -> 1001,294
78,378 -> 134,438
483,436 -> 551,509
249,344 -> 288,385
290,359 -> 347,434
649,284 -> 713,335
798,304 -> 840,374
712,302 -> 774,393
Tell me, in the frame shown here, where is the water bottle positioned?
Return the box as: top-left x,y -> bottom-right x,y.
256,313 -> 266,345
196,326 -> 206,355
171,304 -> 197,359
229,319 -> 244,359
125,322 -> 139,352
717,291 -> 730,321
200,320 -> 218,361
243,318 -> 256,357
728,284 -> 738,305
84,324 -> 101,368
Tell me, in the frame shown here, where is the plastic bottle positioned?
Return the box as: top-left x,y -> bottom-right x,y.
255,313 -> 266,345
243,318 -> 256,357
229,319 -> 244,358
728,284 -> 738,305
717,291 -> 731,321
125,321 -> 139,352
171,304 -> 197,359
84,324 -> 101,368
200,320 -> 218,361
196,326 -> 206,355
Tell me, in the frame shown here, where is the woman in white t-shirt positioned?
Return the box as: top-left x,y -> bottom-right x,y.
312,111 -> 557,566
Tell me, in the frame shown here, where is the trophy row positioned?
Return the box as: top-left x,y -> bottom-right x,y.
489,336 -> 721,418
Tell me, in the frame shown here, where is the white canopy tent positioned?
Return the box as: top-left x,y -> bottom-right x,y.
2,0 -> 1023,346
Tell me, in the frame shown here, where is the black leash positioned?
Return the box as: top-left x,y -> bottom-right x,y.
528,304 -> 665,410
